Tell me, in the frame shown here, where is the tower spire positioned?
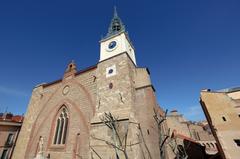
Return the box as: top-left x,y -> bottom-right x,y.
114,6 -> 118,17
103,7 -> 125,39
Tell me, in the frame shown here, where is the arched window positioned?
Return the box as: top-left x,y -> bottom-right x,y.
53,107 -> 69,145
206,143 -> 210,148
210,143 -> 215,148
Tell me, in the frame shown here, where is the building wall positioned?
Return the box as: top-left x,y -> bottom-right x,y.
12,53 -> 163,159
188,124 -> 214,141
90,53 -> 162,159
0,119 -> 22,159
134,86 -> 161,159
12,68 -> 97,159
93,53 -> 135,119
90,53 -> 136,159
188,124 -> 217,154
166,111 -> 191,138
200,90 -> 240,159
165,110 -> 218,157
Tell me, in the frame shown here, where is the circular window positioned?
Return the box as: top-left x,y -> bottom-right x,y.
62,85 -> 70,95
108,69 -> 114,74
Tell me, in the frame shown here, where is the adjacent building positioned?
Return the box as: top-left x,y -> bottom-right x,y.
0,113 -> 23,159
200,87 -> 240,159
166,110 -> 218,158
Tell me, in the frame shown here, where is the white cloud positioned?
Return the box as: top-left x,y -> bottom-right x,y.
0,85 -> 29,97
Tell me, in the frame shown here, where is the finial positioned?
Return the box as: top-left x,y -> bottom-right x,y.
63,60 -> 77,79
114,6 -> 118,17
67,60 -> 76,70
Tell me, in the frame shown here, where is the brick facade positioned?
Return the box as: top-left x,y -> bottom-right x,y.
12,52 -> 163,159
12,8 -> 164,159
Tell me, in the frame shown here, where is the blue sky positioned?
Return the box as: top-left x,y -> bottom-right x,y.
0,0 -> 239,121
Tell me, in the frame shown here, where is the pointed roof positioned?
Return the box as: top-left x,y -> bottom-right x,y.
104,7 -> 126,39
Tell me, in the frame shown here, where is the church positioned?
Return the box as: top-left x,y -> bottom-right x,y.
12,8 -> 163,159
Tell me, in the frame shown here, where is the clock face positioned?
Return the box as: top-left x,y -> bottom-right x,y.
108,41 -> 117,49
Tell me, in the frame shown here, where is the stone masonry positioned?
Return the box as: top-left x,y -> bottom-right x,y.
12,8 -> 164,159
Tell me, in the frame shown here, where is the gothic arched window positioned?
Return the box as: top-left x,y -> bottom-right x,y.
53,106 -> 69,145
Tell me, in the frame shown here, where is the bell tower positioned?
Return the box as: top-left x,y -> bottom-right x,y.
93,7 -> 137,118
90,7 -> 140,158
90,7 -> 161,159
99,7 -> 136,65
